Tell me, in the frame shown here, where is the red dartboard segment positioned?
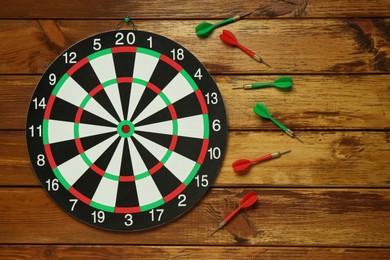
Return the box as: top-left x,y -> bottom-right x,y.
146,82 -> 162,94
115,205 -> 141,214
67,57 -> 89,76
43,95 -> 56,120
90,164 -> 105,177
149,162 -> 164,175
195,89 -> 209,114
89,84 -> 104,97
111,46 -> 137,54
164,183 -> 186,202
26,30 -> 227,231
160,54 -> 183,72
44,144 -> 57,169
197,139 -> 209,164
69,187 -> 92,205
119,175 -> 136,182
167,104 -> 178,120
117,77 -> 133,83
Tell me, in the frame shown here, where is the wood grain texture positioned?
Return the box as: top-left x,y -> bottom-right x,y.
1,74 -> 389,130
1,0 -> 389,258
0,19 -> 389,75
0,188 -> 389,246
1,245 -> 390,260
1,131 -> 389,187
0,0 -> 389,19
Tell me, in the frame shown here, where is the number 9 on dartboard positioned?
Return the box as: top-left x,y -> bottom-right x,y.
26,30 -> 228,231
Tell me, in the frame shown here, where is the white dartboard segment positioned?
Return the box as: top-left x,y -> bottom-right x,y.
92,177 -> 119,208
55,76 -> 88,107
127,138 -> 149,176
105,138 -> 125,177
46,120 -> 75,144
89,53 -> 117,84
104,84 -> 125,121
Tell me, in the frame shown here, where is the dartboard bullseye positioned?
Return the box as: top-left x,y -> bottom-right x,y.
26,30 -> 227,231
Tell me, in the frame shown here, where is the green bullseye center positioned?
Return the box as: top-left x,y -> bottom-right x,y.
117,120 -> 135,138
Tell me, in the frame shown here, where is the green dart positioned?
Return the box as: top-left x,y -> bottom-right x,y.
195,12 -> 251,37
233,76 -> 293,90
253,102 -> 303,143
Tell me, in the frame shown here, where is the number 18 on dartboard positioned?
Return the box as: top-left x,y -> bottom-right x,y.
26,30 -> 227,231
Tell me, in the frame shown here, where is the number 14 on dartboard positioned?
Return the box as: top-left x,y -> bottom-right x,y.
26,30 -> 227,231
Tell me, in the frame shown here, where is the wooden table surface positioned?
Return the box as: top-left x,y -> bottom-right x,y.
1,1 -> 390,259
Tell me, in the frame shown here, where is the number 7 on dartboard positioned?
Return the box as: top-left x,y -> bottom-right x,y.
26,30 -> 227,231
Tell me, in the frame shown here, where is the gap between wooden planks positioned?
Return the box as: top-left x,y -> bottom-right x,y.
0,188 -> 389,246
1,245 -> 390,259
0,0 -> 389,19
0,75 -> 389,130
0,19 -> 389,74
1,131 -> 389,187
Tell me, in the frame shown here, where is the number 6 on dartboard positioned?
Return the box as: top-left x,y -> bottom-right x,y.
26,30 -> 227,231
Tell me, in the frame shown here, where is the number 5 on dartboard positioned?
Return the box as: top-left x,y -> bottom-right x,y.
26,30 -> 227,231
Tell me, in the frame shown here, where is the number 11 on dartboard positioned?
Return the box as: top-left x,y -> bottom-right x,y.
26,30 -> 227,231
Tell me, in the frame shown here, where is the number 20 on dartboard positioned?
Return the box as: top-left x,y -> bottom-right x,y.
26,30 -> 227,231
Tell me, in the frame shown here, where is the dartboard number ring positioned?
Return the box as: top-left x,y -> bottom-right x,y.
26,30 -> 227,231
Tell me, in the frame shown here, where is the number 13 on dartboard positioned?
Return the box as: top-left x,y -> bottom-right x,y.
26,30 -> 228,231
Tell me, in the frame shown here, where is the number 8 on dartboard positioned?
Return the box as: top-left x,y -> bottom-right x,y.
26,30 -> 227,231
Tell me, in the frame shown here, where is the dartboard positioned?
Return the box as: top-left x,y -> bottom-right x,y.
26,30 -> 227,231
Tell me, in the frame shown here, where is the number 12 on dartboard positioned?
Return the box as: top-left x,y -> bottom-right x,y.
26,30 -> 227,231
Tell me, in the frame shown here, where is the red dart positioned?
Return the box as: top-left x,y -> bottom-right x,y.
232,150 -> 291,173
219,30 -> 271,68
211,191 -> 258,236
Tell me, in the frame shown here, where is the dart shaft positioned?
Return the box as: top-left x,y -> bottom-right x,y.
252,150 -> 291,164
269,117 -> 288,132
236,44 -> 271,68
285,129 -> 304,143
268,117 -> 303,143
211,221 -> 227,236
253,54 -> 271,68
224,206 -> 242,223
235,82 -> 273,90
213,17 -> 235,28
215,12 -> 252,28
236,42 -> 255,57
232,12 -> 252,21
212,204 -> 244,235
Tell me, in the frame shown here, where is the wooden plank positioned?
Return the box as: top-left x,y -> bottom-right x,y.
1,245 -> 390,260
1,131 -> 389,187
0,188 -> 389,246
0,19 -> 389,74
1,74 -> 389,130
0,0 -> 389,19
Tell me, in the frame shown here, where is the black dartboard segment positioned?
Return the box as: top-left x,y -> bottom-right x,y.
26,30 -> 228,231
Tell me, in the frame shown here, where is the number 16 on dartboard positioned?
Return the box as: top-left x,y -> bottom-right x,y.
26,30 -> 227,231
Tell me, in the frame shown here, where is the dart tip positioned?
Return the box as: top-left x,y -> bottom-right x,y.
285,129 -> 303,143
232,86 -> 243,89
262,60 -> 272,68
253,54 -> 271,68
240,12 -> 252,18
294,134 -> 304,144
280,150 -> 291,155
210,228 -> 219,236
